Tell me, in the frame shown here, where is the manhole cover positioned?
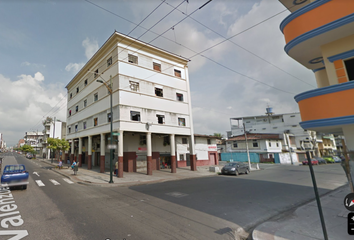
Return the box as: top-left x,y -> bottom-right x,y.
166,192 -> 188,198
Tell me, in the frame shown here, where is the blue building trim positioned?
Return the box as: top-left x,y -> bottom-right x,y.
294,81 -> 354,102
280,0 -> 331,33
300,115 -> 354,129
312,67 -> 325,73
328,49 -> 354,62
285,13 -> 354,54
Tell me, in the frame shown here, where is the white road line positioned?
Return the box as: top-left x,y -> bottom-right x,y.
35,180 -> 45,187
49,179 -> 60,185
63,178 -> 74,184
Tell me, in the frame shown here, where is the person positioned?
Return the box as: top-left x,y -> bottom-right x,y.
71,160 -> 77,170
58,160 -> 63,170
115,160 -> 118,177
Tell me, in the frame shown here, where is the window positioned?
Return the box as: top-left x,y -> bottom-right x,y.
276,142 -> 279,147
180,154 -> 184,161
68,127 -> 71,133
131,111 -> 140,121
94,69 -> 98,78
292,125 -> 297,127
176,93 -> 183,101
253,140 -> 258,147
157,115 -> 164,124
84,79 -> 88,86
182,138 -> 188,144
107,113 -> 112,123
290,115 -> 295,117
178,118 -> 185,126
70,93 -> 72,99
76,106 -> 78,113
128,54 -> 138,64
76,87 -> 79,93
94,117 -> 98,126
83,122 -> 86,130
233,141 -> 238,148
268,142 -> 271,147
140,135 -> 146,145
94,93 -> 98,102
130,81 -> 139,92
273,127 -> 278,129
174,69 -> 181,77
84,99 -> 87,108
345,58 -> 354,81
262,128 -> 266,130
75,125 -> 78,132
155,88 -> 163,97
69,110 -> 71,116
107,57 -> 112,67
153,62 -> 161,72
207,139 -> 211,145
163,136 -> 170,146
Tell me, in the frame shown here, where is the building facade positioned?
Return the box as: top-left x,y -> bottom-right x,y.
65,31 -> 197,177
40,117 -> 67,159
24,131 -> 44,154
278,0 -> 354,160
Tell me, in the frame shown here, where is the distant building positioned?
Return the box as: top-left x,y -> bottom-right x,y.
40,117 -> 66,159
17,139 -> 25,149
24,131 -> 44,154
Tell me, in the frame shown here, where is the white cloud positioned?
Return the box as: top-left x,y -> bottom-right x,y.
0,73 -> 66,146
65,62 -> 85,73
82,37 -> 99,60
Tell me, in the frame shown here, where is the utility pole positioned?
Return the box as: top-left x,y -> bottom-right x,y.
243,123 -> 251,170
51,117 -> 56,163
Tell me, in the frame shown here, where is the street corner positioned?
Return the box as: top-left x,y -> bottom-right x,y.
252,221 -> 288,240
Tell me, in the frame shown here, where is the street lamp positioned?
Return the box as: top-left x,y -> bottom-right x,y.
96,75 -> 114,184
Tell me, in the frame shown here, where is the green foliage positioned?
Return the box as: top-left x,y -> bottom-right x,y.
47,138 -> 70,160
21,145 -> 34,153
213,133 -> 224,138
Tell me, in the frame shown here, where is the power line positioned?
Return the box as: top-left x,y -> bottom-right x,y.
162,1 -> 315,88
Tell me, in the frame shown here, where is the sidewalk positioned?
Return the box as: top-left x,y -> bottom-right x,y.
252,184 -> 352,240
36,157 -> 230,187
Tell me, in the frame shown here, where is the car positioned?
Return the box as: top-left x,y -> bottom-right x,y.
313,156 -> 326,164
221,162 -> 250,176
302,159 -> 319,165
26,153 -> 33,159
1,164 -> 29,190
323,156 -> 335,163
333,156 -> 342,163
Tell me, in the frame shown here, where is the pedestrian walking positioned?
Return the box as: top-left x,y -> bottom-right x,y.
115,160 -> 118,177
58,160 -> 63,170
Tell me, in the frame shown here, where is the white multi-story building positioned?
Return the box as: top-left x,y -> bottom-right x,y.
228,109 -> 334,162
65,31 -> 197,177
40,117 -> 66,159
24,131 -> 44,154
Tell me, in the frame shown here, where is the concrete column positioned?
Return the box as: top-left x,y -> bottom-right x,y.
100,133 -> 105,173
118,130 -> 124,178
64,151 -> 68,164
146,132 -> 152,175
70,140 -> 74,164
170,134 -> 176,173
88,136 -> 92,170
78,137 -> 82,167
189,135 -> 197,171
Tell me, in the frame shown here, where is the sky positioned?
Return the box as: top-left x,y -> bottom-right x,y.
0,0 -> 316,147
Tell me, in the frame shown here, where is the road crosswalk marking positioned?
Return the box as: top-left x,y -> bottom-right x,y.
63,178 -> 74,184
49,179 -> 60,185
35,180 -> 45,187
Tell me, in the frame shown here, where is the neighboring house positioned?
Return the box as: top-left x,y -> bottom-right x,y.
40,117 -> 67,159
65,31 -> 197,176
17,139 -> 25,148
24,131 -> 44,154
176,134 -> 219,167
278,1 -> 354,161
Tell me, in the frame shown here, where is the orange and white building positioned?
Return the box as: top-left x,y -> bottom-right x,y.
279,0 -> 354,158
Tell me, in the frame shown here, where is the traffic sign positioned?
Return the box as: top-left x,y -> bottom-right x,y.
107,144 -> 117,149
301,141 -> 314,150
112,132 -> 120,136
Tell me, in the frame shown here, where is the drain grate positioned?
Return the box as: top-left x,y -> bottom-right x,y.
166,192 -> 188,198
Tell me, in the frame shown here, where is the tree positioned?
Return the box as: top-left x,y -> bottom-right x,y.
213,133 -> 224,139
21,145 -> 34,154
47,138 -> 70,162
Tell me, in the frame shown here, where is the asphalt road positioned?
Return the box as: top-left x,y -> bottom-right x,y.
0,152 -> 348,240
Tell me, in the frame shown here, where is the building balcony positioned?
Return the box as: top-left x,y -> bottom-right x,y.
294,81 -> 354,134
280,0 -> 354,70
